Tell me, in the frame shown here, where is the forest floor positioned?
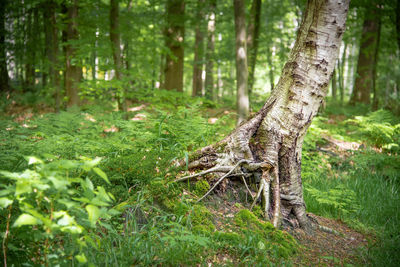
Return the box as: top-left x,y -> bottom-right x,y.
1,96 -> 399,266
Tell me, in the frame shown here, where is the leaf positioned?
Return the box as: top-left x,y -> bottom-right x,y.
75,253 -> 87,263
0,198 -> 13,208
86,205 -> 101,226
26,156 -> 43,165
48,176 -> 70,190
93,167 -> 110,184
13,213 -> 41,227
15,181 -> 32,196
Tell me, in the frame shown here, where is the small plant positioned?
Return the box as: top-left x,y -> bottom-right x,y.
0,156 -> 117,265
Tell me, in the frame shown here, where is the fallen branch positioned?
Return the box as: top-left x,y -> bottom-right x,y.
175,165 -> 232,182
197,159 -> 250,202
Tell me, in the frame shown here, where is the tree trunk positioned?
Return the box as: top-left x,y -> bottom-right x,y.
372,19 -> 381,111
205,0 -> 216,100
43,0 -> 61,112
234,0 -> 249,125
192,0 -> 205,97
164,0 -> 185,92
65,0 -> 81,107
396,0 -> 400,51
267,47 -> 274,92
110,0 -> 126,112
338,42 -> 347,103
332,68 -> 337,100
181,0 -> 349,231
247,0 -> 261,99
349,11 -> 380,105
25,9 -> 35,91
0,0 -> 9,92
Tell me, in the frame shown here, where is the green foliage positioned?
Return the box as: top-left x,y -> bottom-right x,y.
194,179 -> 210,196
346,110 -> 400,150
0,156 -> 116,265
303,105 -> 400,266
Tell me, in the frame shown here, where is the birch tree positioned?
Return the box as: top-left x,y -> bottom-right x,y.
178,0 -> 350,231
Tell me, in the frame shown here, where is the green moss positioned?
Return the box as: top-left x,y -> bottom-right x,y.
194,180 -> 210,196
252,205 -> 263,218
189,205 -> 215,233
233,209 -> 297,259
213,231 -> 241,246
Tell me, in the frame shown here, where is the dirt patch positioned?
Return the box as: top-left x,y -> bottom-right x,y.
291,214 -> 369,266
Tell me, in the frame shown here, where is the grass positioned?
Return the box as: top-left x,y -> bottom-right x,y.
1,94 -> 399,266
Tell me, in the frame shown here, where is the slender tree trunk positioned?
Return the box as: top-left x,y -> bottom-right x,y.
205,0 -> 216,100
25,9 -> 35,91
164,0 -> 185,92
350,12 -> 380,105
247,0 -> 261,99
183,0 -> 349,231
332,68 -> 337,100
0,0 -> 10,92
192,0 -> 205,97
396,0 -> 400,51
44,0 -> 61,112
339,42 -> 347,103
65,0 -> 80,107
234,0 -> 249,125
110,0 -> 126,112
372,20 -> 381,111
267,48 -> 274,92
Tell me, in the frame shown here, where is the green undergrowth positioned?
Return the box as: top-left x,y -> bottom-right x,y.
1,95 -> 399,265
303,103 -> 400,266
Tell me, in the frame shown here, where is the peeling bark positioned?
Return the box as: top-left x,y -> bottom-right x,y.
180,0 -> 350,230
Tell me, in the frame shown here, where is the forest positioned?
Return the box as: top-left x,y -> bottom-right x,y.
0,0 -> 399,265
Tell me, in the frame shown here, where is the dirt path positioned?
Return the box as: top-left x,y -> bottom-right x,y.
292,214 -> 369,266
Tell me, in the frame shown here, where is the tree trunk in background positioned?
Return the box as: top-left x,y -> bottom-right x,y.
267,48 -> 274,92
192,0 -> 205,97
338,42 -> 347,103
44,1 -> 61,112
25,10 -> 35,91
234,0 -> 249,125
65,0 -> 81,107
350,12 -> 380,105
164,0 -> 185,92
372,20 -> 381,111
205,0 -> 216,100
110,0 -> 126,112
396,0 -> 400,51
332,68 -> 337,100
247,0 -> 261,99
0,0 -> 9,92
184,0 -> 349,230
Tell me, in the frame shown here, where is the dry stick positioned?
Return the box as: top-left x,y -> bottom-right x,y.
174,165 -> 232,182
240,175 -> 255,201
250,178 -> 265,210
197,159 -> 249,202
2,204 -> 12,267
271,167 -> 280,228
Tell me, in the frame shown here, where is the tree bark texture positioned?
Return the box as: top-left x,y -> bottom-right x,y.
205,0 -> 216,100
164,0 -> 185,92
247,0 -> 261,98
192,0 -> 205,97
65,0 -> 81,107
234,0 -> 249,125
350,12 -> 380,105
184,0 -> 350,230
0,0 -> 9,92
